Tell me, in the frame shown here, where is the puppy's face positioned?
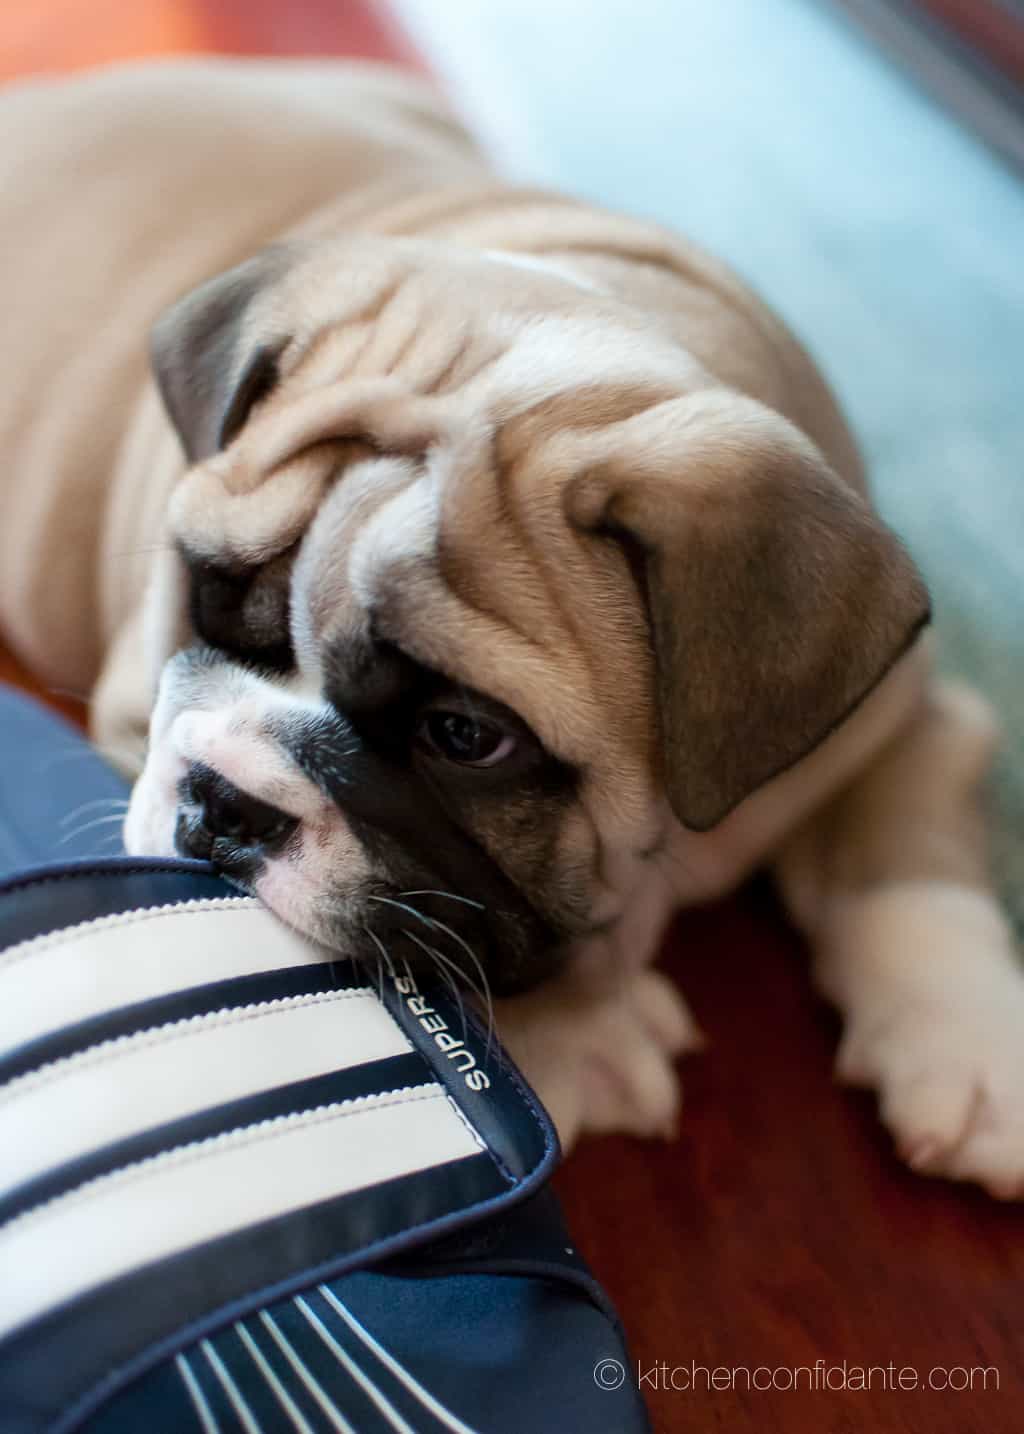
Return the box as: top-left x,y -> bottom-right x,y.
126,237 -> 929,995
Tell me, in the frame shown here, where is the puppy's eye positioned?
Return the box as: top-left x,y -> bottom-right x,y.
418,711 -> 516,767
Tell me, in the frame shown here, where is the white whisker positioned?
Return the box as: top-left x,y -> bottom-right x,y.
368,896 -> 493,1052
399,889 -> 485,911
421,915 -> 494,1051
366,894 -> 435,929
401,927 -> 469,1038
57,812 -> 129,845
59,797 -> 130,828
364,929 -> 396,983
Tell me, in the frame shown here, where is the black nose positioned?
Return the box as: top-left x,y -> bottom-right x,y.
176,763 -> 296,861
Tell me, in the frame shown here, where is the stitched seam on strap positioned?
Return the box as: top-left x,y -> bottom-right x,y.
0,861 -> 225,903
0,989 -> 381,1105
463,1002 -> 558,1171
0,897 -> 261,971
442,1094 -> 486,1156
0,1084 -> 449,1237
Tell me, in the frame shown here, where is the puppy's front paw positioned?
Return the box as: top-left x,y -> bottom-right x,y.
495,969 -> 702,1151
839,986 -> 1024,1199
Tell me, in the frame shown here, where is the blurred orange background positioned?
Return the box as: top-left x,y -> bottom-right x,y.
0,0 -> 422,82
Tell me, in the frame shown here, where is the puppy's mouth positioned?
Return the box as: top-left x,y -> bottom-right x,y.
124,650 -> 557,996
170,765 -> 501,1005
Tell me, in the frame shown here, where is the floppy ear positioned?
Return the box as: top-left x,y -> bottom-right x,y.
150,246 -> 294,464
566,393 -> 931,831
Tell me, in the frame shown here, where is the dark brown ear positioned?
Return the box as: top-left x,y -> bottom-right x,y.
150,245 -> 294,464
566,393 -> 931,831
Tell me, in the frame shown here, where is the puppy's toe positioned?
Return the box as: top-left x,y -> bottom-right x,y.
495,967 -> 697,1148
631,968 -> 705,1058
948,1129 -> 1024,1201
880,1071 -> 980,1170
576,970 -> 697,1139
846,988 -> 1024,1198
583,1030 -> 683,1141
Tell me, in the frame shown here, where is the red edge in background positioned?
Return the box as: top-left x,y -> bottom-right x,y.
202,0 -> 429,71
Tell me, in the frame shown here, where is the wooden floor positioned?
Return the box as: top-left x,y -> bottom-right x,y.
4,2 -> 1023,1429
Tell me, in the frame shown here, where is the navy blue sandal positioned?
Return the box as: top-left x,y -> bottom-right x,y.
0,686 -> 648,1434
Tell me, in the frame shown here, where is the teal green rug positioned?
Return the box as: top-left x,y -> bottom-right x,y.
396,0 -> 1024,926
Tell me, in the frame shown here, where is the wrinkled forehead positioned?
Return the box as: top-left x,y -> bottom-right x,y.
288,442 -> 613,764
261,235 -> 702,398
268,233 -> 608,330
170,236 -> 699,762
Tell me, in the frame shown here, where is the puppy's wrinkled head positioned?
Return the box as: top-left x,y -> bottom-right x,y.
126,237 -> 930,994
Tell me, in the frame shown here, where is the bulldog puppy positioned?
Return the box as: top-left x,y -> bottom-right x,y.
1,60 -> 1022,1194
